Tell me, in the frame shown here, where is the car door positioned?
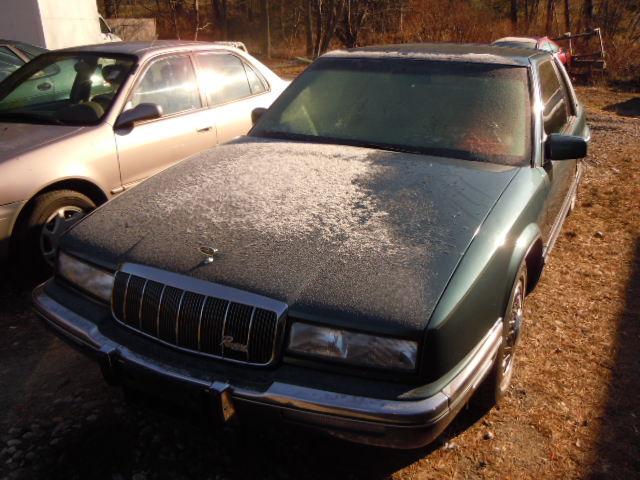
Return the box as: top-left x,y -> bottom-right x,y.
538,59 -> 578,242
194,51 -> 272,142
114,54 -> 217,188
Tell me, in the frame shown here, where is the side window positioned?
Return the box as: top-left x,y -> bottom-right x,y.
539,61 -> 568,134
243,62 -> 267,95
196,53 -> 252,106
0,47 -> 22,81
128,56 -> 201,117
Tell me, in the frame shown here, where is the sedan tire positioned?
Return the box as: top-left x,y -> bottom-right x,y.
17,190 -> 95,274
475,262 -> 527,409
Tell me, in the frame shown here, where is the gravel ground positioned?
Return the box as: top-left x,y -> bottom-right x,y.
0,85 -> 638,480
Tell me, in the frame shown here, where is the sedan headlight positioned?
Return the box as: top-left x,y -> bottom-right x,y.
57,251 -> 114,303
287,322 -> 418,371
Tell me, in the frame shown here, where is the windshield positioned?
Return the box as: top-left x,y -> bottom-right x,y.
252,58 -> 531,166
0,52 -> 135,126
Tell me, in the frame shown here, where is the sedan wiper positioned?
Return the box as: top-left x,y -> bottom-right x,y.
0,111 -> 63,125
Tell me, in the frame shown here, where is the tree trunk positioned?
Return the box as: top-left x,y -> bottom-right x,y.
584,0 -> 594,29
194,0 -> 200,40
305,0 -> 313,56
511,0 -> 518,26
104,0 -> 118,18
261,0 -> 271,58
564,0 -> 571,32
546,0 -> 555,34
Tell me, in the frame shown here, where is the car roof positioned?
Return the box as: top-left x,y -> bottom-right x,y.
494,36 -> 541,45
51,40 -> 238,60
323,42 -> 545,67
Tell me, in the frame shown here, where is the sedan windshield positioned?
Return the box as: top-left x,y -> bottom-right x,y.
252,58 -> 532,166
0,52 -> 135,125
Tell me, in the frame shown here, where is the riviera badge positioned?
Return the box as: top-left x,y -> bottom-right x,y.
199,246 -> 219,264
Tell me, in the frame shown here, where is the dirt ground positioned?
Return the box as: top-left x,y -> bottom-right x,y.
0,83 -> 638,480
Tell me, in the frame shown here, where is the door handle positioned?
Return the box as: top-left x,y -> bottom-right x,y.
197,126 -> 213,133
37,82 -> 52,91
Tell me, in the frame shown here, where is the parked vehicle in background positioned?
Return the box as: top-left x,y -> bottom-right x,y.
0,41 -> 287,271
33,43 -> 588,449
493,36 -> 569,65
0,39 -> 47,82
0,0 -> 120,50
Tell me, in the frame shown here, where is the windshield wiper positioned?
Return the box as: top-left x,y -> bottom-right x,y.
0,111 -> 63,125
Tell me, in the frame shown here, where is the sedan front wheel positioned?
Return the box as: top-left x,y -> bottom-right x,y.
474,262 -> 527,409
17,190 -> 95,274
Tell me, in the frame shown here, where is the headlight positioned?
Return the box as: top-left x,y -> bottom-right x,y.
57,251 -> 114,302
287,322 -> 418,371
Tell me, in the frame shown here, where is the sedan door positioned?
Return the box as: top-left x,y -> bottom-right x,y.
114,54 -> 217,188
538,59 -> 578,243
194,51 -> 275,143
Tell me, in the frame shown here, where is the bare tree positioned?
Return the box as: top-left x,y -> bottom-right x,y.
511,0 -> 518,26
564,0 -> 572,32
546,0 -> 556,34
262,0 -> 271,58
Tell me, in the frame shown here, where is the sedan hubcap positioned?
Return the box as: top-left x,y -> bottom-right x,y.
40,206 -> 85,266
502,279 -> 524,380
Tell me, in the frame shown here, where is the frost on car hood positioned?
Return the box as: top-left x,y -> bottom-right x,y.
62,138 -> 518,336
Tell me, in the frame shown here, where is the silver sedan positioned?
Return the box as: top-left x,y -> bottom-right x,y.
0,40 -> 287,271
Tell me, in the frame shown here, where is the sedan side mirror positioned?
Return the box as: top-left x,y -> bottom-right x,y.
545,133 -> 588,160
251,107 -> 267,126
115,103 -> 162,129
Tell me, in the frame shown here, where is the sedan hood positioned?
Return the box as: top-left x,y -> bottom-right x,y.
62,138 -> 518,337
0,122 -> 83,161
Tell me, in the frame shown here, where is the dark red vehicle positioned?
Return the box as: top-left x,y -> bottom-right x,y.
493,36 -> 569,65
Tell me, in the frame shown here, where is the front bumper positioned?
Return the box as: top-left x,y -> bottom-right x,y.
33,280 -> 502,449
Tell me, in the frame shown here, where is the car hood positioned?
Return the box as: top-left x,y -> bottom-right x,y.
0,122 -> 83,161
62,138 -> 518,337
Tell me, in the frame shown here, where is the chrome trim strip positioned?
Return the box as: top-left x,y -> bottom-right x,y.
175,290 -> 186,343
120,263 -> 288,317
122,273 -> 132,325
220,301 -> 232,357
196,296 -> 207,351
137,279 -> 148,330
155,285 -> 167,337
246,306 -> 256,362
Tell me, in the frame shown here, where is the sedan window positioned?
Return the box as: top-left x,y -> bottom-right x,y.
0,47 -> 22,81
128,55 -> 201,117
253,58 -> 531,166
196,53 -> 253,105
539,60 -> 568,134
0,53 -> 134,125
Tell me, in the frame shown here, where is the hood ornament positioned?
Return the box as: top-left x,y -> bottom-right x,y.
199,246 -> 219,264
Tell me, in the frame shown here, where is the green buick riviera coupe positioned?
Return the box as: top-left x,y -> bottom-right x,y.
33,43 -> 588,448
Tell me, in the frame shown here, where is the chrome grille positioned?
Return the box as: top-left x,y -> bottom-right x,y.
111,271 -> 280,365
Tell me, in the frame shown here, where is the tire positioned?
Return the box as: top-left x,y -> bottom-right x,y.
474,262 -> 527,409
15,190 -> 95,275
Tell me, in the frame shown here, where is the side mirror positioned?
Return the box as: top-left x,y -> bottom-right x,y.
545,133 -> 587,161
115,103 -> 162,129
251,107 -> 267,126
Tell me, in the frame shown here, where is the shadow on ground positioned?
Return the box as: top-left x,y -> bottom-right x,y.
588,239 -> 640,478
604,97 -> 640,118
